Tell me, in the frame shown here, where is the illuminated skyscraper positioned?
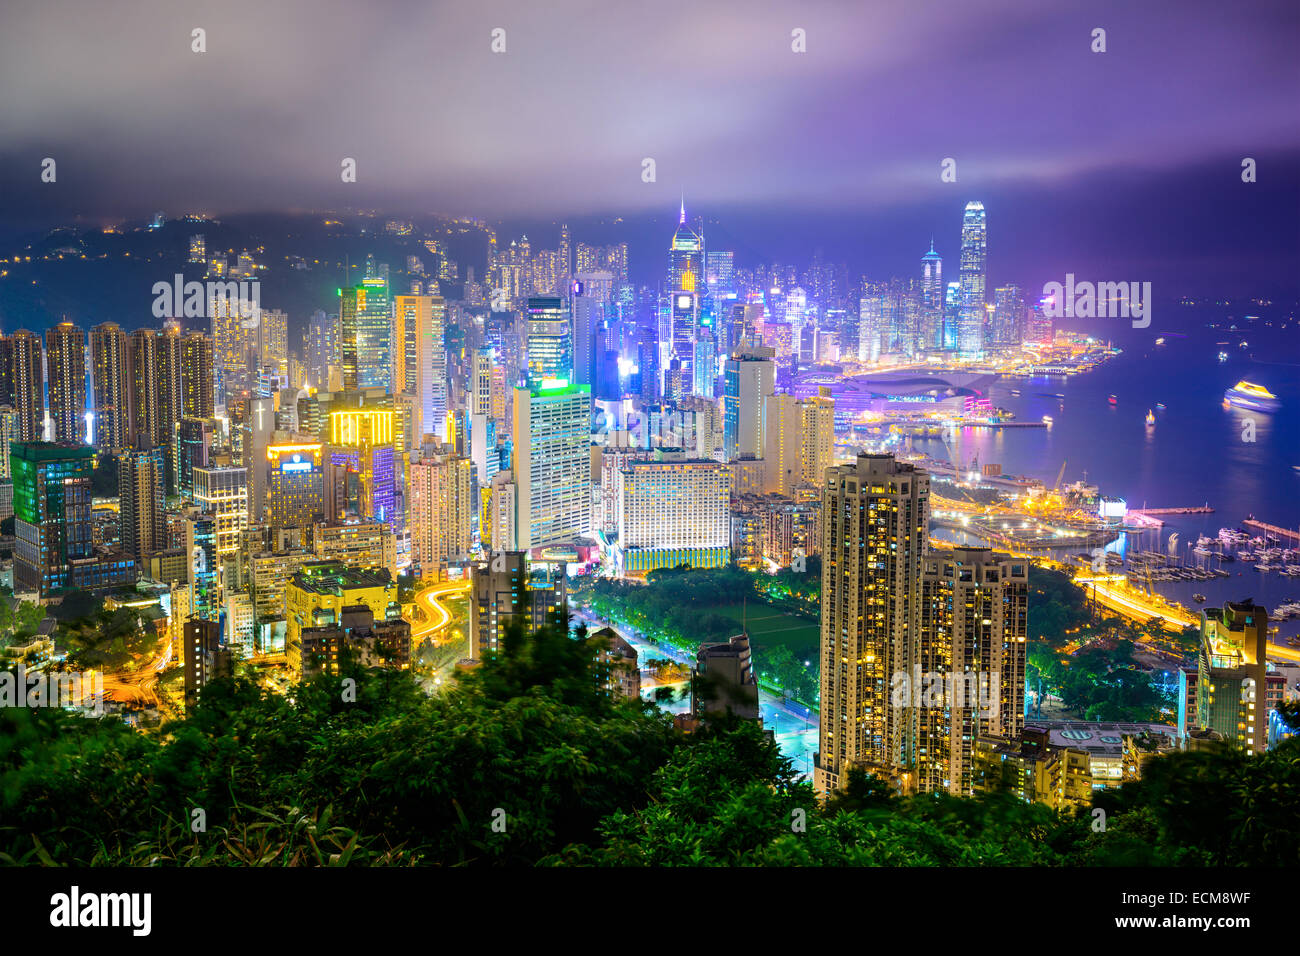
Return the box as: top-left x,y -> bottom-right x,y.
613,455 -> 730,575
181,331 -> 215,419
211,290 -> 257,403
193,466 -> 249,566
266,442 -> 327,534
512,382 -> 591,549
815,453 -> 930,797
916,547 -> 1028,795
329,407 -> 399,532
45,321 -> 86,444
525,297 -> 573,385
395,293 -> 447,442
305,310 -> 337,391
119,448 -> 168,567
340,273 -> 393,392
257,309 -> 288,377
722,343 -> 775,461
90,323 -> 130,452
11,442 -> 94,597
920,241 -> 944,350
409,447 -> 474,577
991,285 -> 1025,351
958,201 -> 987,356
9,331 -> 44,442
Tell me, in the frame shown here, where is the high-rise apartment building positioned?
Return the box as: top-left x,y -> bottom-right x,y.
470,551 -> 567,660
409,447 -> 474,577
916,547 -> 1028,795
119,448 -> 168,567
181,331 -> 215,420
9,331 -> 44,442
90,322 -> 130,452
815,453 -> 930,796
45,322 -> 86,444
723,344 -> 776,462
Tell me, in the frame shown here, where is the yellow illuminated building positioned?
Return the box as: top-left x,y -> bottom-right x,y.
284,560 -> 400,677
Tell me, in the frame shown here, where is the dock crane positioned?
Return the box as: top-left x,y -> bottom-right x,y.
1052,459 -> 1067,493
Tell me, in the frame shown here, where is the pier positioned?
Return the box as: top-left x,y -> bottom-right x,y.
1243,519 -> 1300,545
1130,505 -> 1213,515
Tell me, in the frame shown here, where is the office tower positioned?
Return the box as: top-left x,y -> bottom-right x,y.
257,309 -> 288,376
705,250 -> 735,295
916,547 -> 1028,795
44,322 -> 86,444
266,442 -> 327,534
572,272 -> 614,389
815,453 -> 930,797
943,281 -> 963,351
185,508 -> 219,621
1028,296 -> 1054,346
193,466 -> 249,566
989,285 -> 1024,351
1197,601 -> 1268,752
180,332 -> 215,419
722,343 -> 776,461
669,198 -> 705,292
525,296 -> 573,384
175,416 -> 214,502
10,442 -> 95,597
470,551 -> 567,660
692,633 -> 760,721
188,234 -> 207,265
313,521 -> 398,579
920,241 -> 944,349
340,274 -> 393,391
958,201 -> 987,356
613,456 -> 730,575
799,390 -> 835,486
9,331 -> 44,442
410,294 -> 447,442
119,448 -> 168,567
328,407 -> 399,531
471,347 -> 493,417
692,332 -> 716,398
409,447 -> 473,577
512,382 -> 591,549
89,323 -> 130,452
305,310 -> 337,391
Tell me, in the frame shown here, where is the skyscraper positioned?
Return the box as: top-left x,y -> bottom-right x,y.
409,447 -> 474,577
916,547 -> 1028,795
991,285 -> 1025,351
11,442 -> 95,597
525,297 -> 573,385
512,382 -> 591,549
815,453 -> 930,796
340,273 -> 393,392
722,343 -> 776,461
119,448 -> 168,567
90,322 -> 130,452
958,201 -> 987,357
45,321 -> 86,444
181,331 -> 215,419
920,241 -> 944,350
9,331 -> 44,442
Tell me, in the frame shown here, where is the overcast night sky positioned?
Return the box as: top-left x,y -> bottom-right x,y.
0,0 -> 1297,300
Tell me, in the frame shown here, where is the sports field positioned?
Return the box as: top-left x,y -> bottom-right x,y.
712,603 -> 819,663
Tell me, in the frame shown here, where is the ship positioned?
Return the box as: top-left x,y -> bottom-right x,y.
1107,394 -> 1117,405
1193,593 -> 1206,603
1041,415 -> 1054,425
1145,409 -> 1156,426
1156,402 -> 1166,409
1223,380 -> 1280,412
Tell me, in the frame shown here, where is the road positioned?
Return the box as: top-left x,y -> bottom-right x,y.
409,579 -> 472,643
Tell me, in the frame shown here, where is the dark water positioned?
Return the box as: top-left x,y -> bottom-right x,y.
915,319 -> 1300,635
